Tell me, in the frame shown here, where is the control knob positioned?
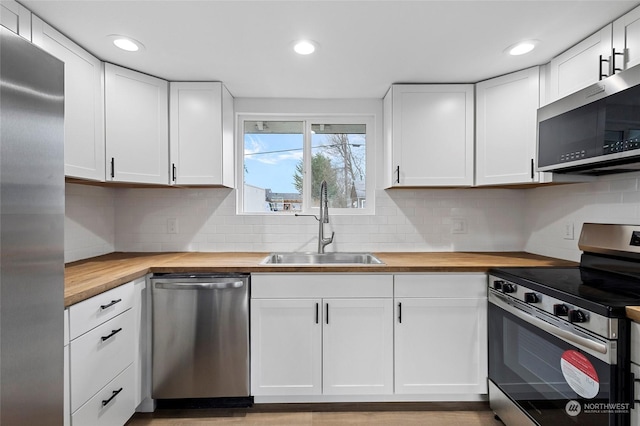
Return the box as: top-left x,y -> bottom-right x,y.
569,309 -> 588,324
493,280 -> 504,291
553,304 -> 569,316
502,283 -> 516,294
524,292 -> 539,303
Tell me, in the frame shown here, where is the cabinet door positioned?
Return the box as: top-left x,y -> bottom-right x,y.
613,5 -> 640,71
105,63 -> 169,184
389,85 -> 474,187
394,297 -> 487,395
475,67 -> 539,185
32,16 -> 105,181
251,299 -> 322,396
169,82 -> 234,186
549,25 -> 612,103
323,298 -> 393,395
0,0 -> 30,40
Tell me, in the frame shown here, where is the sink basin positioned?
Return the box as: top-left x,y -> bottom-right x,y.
261,252 -> 384,265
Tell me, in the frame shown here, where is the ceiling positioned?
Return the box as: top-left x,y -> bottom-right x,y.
22,0 -> 640,99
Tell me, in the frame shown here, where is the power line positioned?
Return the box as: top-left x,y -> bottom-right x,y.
245,142 -> 363,156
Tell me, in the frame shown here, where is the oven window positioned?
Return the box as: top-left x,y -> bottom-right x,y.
489,302 -> 625,425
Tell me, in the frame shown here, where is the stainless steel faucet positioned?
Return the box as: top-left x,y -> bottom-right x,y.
317,180 -> 334,254
294,179 -> 334,254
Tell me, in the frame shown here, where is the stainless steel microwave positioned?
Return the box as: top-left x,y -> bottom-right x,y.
537,65 -> 640,175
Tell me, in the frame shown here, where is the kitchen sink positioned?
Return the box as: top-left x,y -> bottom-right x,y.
261,252 -> 384,265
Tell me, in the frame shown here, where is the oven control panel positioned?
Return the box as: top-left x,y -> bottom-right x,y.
489,275 -> 617,339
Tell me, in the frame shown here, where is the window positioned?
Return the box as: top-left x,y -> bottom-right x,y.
239,116 -> 373,214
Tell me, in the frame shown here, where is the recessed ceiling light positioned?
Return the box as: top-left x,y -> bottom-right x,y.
506,40 -> 538,56
108,35 -> 145,52
293,40 -> 316,55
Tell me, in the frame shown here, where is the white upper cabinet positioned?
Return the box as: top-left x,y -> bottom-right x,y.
613,5 -> 640,72
169,82 -> 234,186
548,25 -> 612,104
475,67 -> 539,186
0,0 -> 31,40
105,63 -> 169,184
32,16 -> 105,181
384,84 -> 474,187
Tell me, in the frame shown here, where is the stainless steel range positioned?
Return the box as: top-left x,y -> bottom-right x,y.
488,223 -> 640,426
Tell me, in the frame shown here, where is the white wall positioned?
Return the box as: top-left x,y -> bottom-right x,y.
65,183 -> 116,262
525,172 -> 640,262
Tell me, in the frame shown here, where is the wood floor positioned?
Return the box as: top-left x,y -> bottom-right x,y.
126,402 -> 504,426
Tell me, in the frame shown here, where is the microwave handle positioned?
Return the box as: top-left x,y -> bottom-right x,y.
490,292 -> 608,356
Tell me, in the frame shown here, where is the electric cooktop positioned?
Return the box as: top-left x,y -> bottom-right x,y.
490,264 -> 640,318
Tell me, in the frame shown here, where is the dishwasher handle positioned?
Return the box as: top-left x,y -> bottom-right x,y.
154,281 -> 245,290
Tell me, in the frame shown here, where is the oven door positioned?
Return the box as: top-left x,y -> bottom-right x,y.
488,291 -> 629,426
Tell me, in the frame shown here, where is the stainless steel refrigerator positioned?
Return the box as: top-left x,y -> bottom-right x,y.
0,26 -> 65,424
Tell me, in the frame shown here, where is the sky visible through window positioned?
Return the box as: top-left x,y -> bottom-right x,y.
243,120 -> 366,212
244,132 -> 302,194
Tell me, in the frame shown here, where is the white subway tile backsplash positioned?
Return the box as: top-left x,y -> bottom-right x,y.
104,186 -> 526,255
525,172 -> 640,261
69,171 -> 640,263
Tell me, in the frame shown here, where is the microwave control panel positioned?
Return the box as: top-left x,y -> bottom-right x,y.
603,138 -> 640,155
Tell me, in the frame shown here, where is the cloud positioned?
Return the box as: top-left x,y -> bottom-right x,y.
244,135 -> 303,165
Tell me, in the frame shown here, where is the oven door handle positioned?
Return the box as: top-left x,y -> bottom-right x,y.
490,292 -> 608,355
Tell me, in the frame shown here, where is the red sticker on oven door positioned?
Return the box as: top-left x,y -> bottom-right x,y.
560,350 -> 599,399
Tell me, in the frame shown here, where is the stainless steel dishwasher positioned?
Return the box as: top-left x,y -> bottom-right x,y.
151,273 -> 250,401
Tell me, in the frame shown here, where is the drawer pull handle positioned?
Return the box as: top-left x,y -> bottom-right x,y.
102,387 -> 123,407
100,299 -> 122,310
101,328 -> 123,342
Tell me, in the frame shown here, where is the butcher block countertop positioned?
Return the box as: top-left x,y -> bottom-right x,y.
64,251 -> 576,307
626,307 -> 640,322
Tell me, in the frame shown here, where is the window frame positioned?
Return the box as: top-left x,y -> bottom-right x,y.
237,114 -> 375,216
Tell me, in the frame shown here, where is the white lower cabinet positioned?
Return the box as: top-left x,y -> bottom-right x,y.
68,279 -> 141,426
632,361 -> 640,426
323,298 -> 394,395
72,364 -> 136,426
394,274 -> 488,396
251,272 -> 487,402
251,274 -> 394,400
251,299 -> 322,396
64,309 -> 70,426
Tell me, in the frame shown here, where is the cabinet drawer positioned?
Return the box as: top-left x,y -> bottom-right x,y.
72,364 -> 135,426
70,309 -> 135,412
69,282 -> 134,339
394,273 -> 487,298
252,274 -> 393,298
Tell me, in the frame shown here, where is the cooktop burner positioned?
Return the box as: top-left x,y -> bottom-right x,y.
490,266 -> 640,317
